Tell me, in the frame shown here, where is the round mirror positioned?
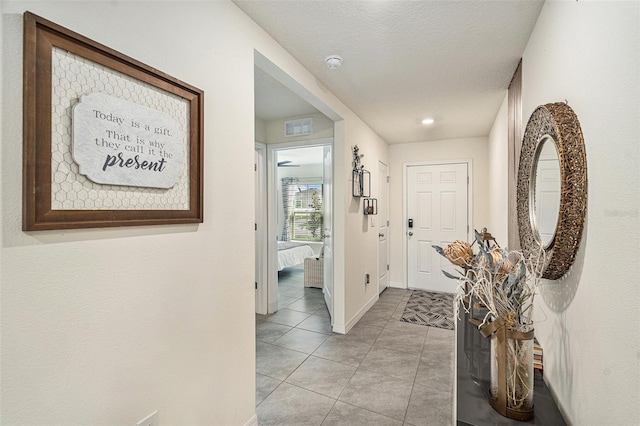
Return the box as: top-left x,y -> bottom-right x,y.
530,135 -> 561,249
517,102 -> 587,280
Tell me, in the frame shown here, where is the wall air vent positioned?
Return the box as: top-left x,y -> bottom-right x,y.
284,117 -> 313,137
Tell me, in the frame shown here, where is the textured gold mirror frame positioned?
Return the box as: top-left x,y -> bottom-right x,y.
517,102 -> 587,280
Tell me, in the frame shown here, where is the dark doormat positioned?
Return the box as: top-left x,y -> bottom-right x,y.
400,290 -> 455,330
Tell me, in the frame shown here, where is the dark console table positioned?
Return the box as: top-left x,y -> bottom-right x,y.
456,315 -> 567,425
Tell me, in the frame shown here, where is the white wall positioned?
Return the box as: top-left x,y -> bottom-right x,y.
387,138 -> 489,288
490,2 -> 639,424
487,94 -> 509,245
255,117 -> 267,143
342,124 -> 389,328
0,1 -> 387,424
1,3 -> 258,425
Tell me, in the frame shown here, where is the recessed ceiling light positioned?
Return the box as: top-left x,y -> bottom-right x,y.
421,118 -> 435,125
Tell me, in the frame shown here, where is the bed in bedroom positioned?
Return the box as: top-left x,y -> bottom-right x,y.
277,241 -> 315,271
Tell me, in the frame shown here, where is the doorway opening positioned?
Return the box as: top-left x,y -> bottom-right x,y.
272,144 -> 332,324
253,51 -> 341,329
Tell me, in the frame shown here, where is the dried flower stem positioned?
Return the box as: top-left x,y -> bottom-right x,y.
454,247 -> 546,332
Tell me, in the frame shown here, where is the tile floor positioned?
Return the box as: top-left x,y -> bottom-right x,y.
255,265 -> 455,425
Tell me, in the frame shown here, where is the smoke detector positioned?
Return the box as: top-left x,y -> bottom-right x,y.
325,55 -> 343,70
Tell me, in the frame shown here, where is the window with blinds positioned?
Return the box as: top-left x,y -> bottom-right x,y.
290,184 -> 323,241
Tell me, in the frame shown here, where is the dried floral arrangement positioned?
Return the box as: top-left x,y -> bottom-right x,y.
433,229 -> 547,418
433,229 -> 546,332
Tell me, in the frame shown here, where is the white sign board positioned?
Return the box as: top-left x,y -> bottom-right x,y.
72,93 -> 184,189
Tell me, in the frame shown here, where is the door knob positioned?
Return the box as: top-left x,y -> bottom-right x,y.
378,233 -> 385,237
408,232 -> 413,236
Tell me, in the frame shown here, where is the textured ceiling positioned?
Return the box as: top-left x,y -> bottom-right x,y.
240,0 -> 544,144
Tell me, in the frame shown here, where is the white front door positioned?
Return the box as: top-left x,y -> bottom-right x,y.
407,163 -> 468,293
378,161 -> 389,294
322,146 -> 334,322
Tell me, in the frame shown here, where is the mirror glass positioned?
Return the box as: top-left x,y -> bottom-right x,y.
531,135 -> 561,248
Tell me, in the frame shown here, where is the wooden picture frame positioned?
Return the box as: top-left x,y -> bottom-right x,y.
23,12 -> 204,230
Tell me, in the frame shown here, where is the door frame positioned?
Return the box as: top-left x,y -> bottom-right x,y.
265,138 -> 334,314
378,160 -> 390,294
402,159 -> 474,289
322,145 -> 334,324
255,142 -> 268,314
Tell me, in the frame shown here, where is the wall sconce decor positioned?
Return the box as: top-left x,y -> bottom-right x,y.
352,145 -> 371,197
363,198 -> 377,215
352,169 -> 371,197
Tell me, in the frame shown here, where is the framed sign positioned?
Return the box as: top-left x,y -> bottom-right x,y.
23,12 -> 204,230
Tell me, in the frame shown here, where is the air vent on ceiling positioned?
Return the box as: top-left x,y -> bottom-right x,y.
284,117 -> 313,137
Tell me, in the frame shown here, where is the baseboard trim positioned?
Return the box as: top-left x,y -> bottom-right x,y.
543,373 -> 570,425
332,323 -> 347,334
244,414 -> 259,426
390,281 -> 406,289
336,293 -> 379,335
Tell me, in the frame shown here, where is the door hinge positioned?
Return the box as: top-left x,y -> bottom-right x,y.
254,163 -> 257,171
387,220 -> 390,227
255,282 -> 258,289
386,176 -> 390,183
255,223 -> 257,231
467,176 -> 469,184
387,264 -> 389,271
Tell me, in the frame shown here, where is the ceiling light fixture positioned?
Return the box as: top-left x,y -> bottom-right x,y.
421,118 -> 435,125
325,55 -> 343,70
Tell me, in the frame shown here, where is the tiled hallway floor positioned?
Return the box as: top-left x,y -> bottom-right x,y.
255,266 -> 455,425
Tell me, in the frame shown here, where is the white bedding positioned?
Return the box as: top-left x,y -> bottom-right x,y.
278,242 -> 315,271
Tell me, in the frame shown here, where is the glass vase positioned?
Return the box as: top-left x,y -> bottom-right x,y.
489,326 -> 535,421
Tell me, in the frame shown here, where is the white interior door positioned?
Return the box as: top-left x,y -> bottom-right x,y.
407,163 -> 468,293
322,146 -> 334,322
378,161 -> 389,294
